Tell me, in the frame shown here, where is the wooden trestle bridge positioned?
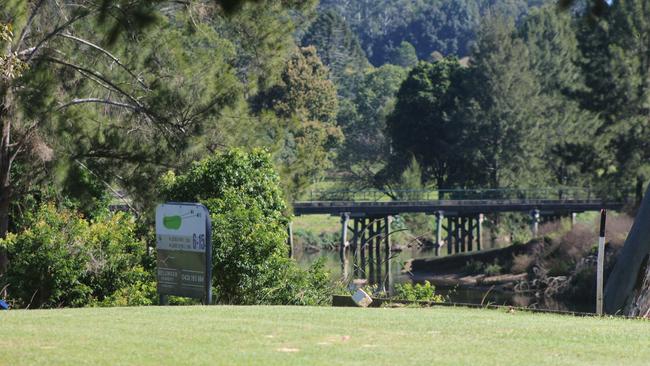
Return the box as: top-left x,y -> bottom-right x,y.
291,188 -> 627,287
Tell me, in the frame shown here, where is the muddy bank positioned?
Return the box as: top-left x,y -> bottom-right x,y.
405,242 -> 540,293
405,240 -> 543,276
405,227 -> 625,312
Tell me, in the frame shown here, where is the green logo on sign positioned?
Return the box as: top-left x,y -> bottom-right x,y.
163,215 -> 182,230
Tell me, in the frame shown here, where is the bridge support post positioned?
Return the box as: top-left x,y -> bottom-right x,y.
340,213 -> 349,262
477,214 -> 483,251
468,217 -> 474,252
287,221 -> 294,258
353,219 -> 360,278
571,212 -> 577,228
447,217 -> 454,255
531,209 -> 540,237
360,218 -> 367,279
375,219 -> 382,288
435,211 -> 444,256
454,217 -> 461,254
368,219 -> 375,284
384,216 -> 391,293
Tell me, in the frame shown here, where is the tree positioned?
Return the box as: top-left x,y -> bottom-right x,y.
387,41 -> 418,67
254,46 -> 342,198
1,0 -> 167,270
575,0 -> 650,200
385,58 -> 467,188
336,64 -> 408,188
461,14 -> 547,188
301,9 -> 369,84
0,0 -> 309,270
518,5 -> 600,188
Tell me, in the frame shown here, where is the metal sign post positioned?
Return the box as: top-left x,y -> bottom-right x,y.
596,209 -> 607,315
155,203 -> 212,305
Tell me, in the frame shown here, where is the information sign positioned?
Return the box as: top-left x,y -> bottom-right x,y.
155,203 -> 212,303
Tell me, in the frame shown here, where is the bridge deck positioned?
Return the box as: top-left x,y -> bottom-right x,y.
293,199 -> 626,216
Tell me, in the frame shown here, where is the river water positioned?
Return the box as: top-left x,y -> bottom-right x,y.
296,247 -> 594,313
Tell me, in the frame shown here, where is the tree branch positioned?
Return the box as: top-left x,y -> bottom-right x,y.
13,0 -> 47,53
57,98 -> 140,111
8,121 -> 39,170
26,12 -> 90,62
57,33 -> 150,90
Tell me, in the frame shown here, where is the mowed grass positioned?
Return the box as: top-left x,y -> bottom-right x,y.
1,306 -> 649,366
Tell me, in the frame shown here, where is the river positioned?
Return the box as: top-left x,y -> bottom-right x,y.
296,247 -> 594,313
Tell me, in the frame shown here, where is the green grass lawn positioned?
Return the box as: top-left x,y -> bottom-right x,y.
2,306 -> 649,365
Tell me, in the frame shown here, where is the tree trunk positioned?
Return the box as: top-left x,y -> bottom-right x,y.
0,84 -> 12,274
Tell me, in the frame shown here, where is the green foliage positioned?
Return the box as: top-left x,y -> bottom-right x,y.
464,260 -> 486,275
160,149 -> 331,305
0,203 -> 150,308
320,0 -> 545,65
484,262 -> 503,276
385,58 -> 467,187
336,64 -> 408,188
254,46 -> 343,198
387,41 -> 419,67
394,281 -> 444,302
301,10 -> 369,84
464,259 -> 502,276
294,228 -> 338,250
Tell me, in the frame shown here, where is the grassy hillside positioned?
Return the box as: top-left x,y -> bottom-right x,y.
1,306 -> 649,365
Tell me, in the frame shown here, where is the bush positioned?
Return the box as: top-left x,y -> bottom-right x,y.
0,203 -> 152,308
294,229 -> 338,250
484,261 -> 503,276
160,149 -> 331,305
394,281 -> 444,302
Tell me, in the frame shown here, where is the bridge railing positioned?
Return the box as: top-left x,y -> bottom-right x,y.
305,187 -> 600,202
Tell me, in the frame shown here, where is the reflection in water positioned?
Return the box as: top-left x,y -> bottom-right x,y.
296,247 -> 594,313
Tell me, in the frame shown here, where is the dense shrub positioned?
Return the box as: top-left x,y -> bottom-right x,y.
394,281 -> 444,302
0,204 -> 151,308
294,228 -> 338,250
160,149 -> 331,305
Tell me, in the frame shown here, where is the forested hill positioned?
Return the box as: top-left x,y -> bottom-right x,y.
316,0 -> 550,65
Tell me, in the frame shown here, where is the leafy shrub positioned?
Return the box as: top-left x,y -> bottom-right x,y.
464,259 -> 485,274
0,203 -> 151,308
394,281 -> 444,302
484,262 -> 502,276
99,267 -> 157,307
294,229 -> 338,249
160,149 -> 331,305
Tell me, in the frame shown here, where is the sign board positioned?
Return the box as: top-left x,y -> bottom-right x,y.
155,203 -> 212,303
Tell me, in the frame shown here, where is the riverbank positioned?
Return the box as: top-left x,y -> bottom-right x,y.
2,305 -> 649,365
404,224 -> 627,313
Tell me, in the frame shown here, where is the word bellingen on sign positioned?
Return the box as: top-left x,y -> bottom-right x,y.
155,203 -> 212,305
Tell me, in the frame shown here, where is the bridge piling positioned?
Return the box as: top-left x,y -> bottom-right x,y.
368,219 -> 375,284
476,214 -> 483,251
446,218 -> 453,255
340,213 -> 349,263
360,218 -> 367,279
435,211 -> 444,256
384,216 -> 391,293
468,217 -> 474,252
454,217 -> 461,253
531,209 -> 540,237
353,219 -> 360,278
